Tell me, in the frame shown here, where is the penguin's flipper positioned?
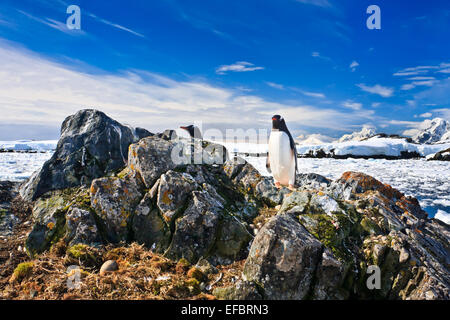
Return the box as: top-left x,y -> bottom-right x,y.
266,153 -> 272,173
292,148 -> 298,174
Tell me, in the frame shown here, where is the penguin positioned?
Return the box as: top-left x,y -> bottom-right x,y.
266,115 -> 297,190
180,125 -> 203,140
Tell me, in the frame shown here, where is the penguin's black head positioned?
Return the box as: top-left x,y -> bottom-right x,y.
271,115 -> 284,130
180,125 -> 202,139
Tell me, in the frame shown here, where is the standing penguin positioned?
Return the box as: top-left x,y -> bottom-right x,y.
266,115 -> 297,190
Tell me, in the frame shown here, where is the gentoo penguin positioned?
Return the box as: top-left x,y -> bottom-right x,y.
180,125 -> 203,139
267,115 -> 297,190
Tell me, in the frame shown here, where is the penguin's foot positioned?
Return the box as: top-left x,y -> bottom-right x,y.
274,182 -> 282,189
288,184 -> 296,191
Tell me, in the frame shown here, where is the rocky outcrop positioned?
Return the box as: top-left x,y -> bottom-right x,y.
427,148 -> 450,161
19,109 -> 152,202
18,110 -> 450,300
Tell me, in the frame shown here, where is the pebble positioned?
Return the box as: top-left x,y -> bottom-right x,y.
100,260 -> 118,275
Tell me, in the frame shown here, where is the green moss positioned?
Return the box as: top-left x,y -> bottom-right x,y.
13,262 -> 34,281
187,267 -> 205,282
66,244 -> 101,267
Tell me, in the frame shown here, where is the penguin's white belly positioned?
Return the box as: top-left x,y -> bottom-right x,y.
268,131 -> 296,186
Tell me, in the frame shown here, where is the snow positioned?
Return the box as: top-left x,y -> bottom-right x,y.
242,155 -> 450,219
0,152 -> 53,181
0,140 -> 57,152
435,210 -> 450,225
337,126 -> 376,143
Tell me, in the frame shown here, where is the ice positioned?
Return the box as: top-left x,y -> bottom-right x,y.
0,140 -> 57,151
0,152 -> 53,181
435,210 -> 450,225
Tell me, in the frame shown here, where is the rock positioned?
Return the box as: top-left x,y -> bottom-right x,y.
278,191 -> 310,215
255,177 -> 290,206
399,247 -> 410,263
214,215 -> 252,261
213,281 -> 263,300
128,136 -> 180,188
26,190 -> 69,255
90,174 -> 143,243
243,213 -> 323,300
100,260 -> 118,275
427,148 -> 450,161
312,248 -> 349,300
132,193 -> 171,252
65,207 -> 102,247
165,190 -> 224,263
20,110 -> 140,201
156,171 -> 198,222
134,127 -> 153,140
295,173 -> 331,190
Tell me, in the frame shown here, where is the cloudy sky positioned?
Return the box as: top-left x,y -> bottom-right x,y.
0,0 -> 449,140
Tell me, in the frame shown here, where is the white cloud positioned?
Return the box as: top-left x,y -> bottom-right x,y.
371,102 -> 381,108
342,100 -> 362,111
297,90 -> 326,99
401,80 -> 437,91
349,61 -> 359,72
216,61 -> 264,75
418,112 -> 432,118
0,40 -> 377,138
87,13 -> 145,38
357,83 -> 394,97
265,82 -> 284,90
407,76 -> 435,81
438,68 -> 450,74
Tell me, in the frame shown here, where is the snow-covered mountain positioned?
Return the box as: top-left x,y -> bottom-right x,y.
337,126 -> 376,143
409,118 -> 450,144
296,134 -> 334,145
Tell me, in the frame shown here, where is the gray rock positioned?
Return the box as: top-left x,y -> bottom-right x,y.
243,213 -> 323,300
65,207 -> 102,247
165,190 -> 224,263
313,248 -> 348,300
20,109 -> 140,201
213,280 -> 263,300
156,171 -> 197,222
132,193 -> 171,252
90,174 -> 143,243
255,177 -> 290,206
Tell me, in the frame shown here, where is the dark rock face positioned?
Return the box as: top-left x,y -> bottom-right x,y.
20,109 -> 143,201
428,148 -> 450,161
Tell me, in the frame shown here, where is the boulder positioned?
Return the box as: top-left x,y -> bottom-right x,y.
65,207 -> 102,247
20,110 -> 142,201
243,213 -> 323,300
156,171 -> 198,223
165,190 -> 224,263
132,193 -> 171,252
90,171 -> 144,243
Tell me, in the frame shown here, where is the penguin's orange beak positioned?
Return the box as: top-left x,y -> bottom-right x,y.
180,126 -> 187,130
272,117 -> 277,121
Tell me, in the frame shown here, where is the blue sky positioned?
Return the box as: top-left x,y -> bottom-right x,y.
0,0 -> 449,140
